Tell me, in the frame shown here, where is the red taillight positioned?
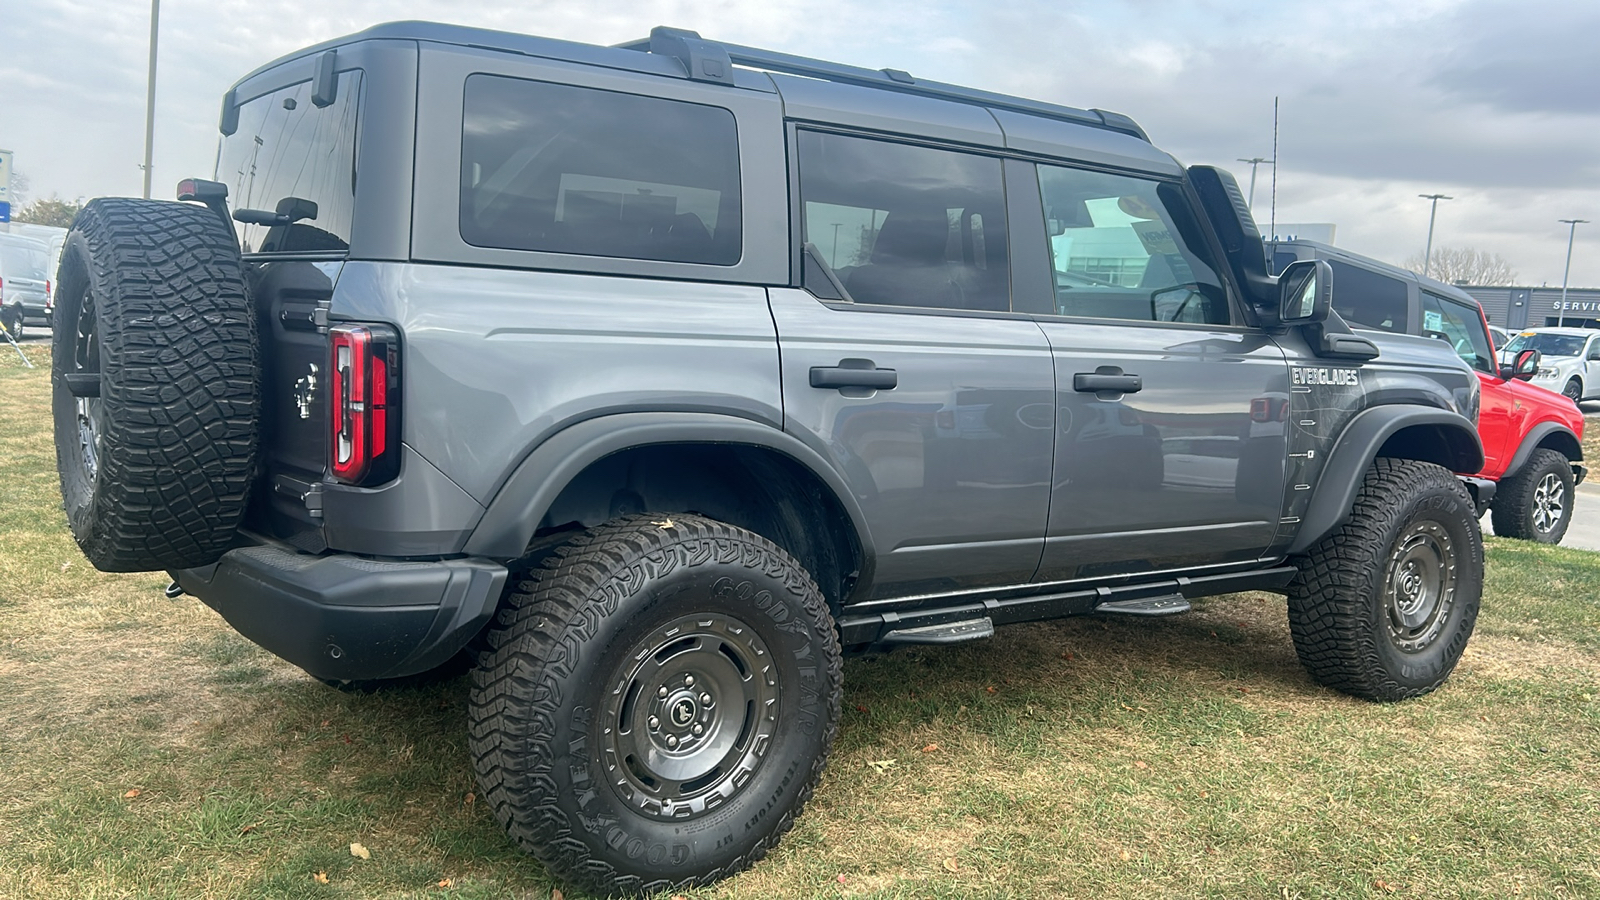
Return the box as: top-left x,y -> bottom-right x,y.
329,323 -> 400,485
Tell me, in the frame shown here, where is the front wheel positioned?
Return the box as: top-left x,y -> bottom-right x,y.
1491,448 -> 1575,543
469,514 -> 843,897
1286,458 -> 1483,701
1563,378 -> 1582,402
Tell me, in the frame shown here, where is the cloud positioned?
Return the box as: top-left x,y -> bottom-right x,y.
4,0 -> 1594,285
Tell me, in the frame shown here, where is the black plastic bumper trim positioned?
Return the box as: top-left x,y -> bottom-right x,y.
173,538 -> 506,682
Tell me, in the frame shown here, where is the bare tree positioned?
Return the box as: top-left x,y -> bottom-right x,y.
1404,246 -> 1518,285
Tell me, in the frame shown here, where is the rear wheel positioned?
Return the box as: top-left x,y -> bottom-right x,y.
1287,458 -> 1483,701
1491,448 -> 1575,543
469,514 -> 842,896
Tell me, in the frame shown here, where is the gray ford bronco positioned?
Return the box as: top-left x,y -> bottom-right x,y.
53,23 -> 1487,896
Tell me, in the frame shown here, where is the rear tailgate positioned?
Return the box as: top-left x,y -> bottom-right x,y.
246,260 -> 340,551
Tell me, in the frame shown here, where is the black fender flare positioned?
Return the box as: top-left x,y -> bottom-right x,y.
1503,420 -> 1582,478
463,411 -> 877,566
1286,405 -> 1483,555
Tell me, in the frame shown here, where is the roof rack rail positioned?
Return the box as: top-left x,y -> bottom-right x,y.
616,27 -> 1150,142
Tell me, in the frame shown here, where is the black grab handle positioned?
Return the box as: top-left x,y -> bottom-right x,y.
810,359 -> 898,391
1073,373 -> 1142,394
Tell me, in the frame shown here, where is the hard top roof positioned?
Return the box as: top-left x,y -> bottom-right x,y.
1276,238 -> 1481,305
231,21 -> 1150,143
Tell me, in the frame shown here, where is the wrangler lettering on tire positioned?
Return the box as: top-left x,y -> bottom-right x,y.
468,514 -> 843,897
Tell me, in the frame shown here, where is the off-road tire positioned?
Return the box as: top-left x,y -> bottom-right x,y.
1491,448 -> 1575,544
469,514 -> 843,897
52,198 -> 258,572
1563,378 -> 1582,402
1286,458 -> 1483,702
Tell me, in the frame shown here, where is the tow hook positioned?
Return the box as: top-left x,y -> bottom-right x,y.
164,581 -> 186,600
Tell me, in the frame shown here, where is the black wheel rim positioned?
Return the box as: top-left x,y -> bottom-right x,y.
600,611 -> 780,821
71,289 -> 102,481
1533,473 -> 1566,534
1384,519 -> 1457,652
1565,381 -> 1581,400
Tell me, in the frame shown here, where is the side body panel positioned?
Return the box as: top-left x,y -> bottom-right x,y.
769,288 -> 1055,599
1033,321 -> 1290,580
331,262 -> 783,505
1476,371 -> 1519,479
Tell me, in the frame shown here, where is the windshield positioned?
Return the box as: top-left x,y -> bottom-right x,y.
1502,332 -> 1588,358
0,242 -> 49,278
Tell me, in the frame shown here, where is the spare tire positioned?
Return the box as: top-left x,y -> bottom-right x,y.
52,198 -> 259,572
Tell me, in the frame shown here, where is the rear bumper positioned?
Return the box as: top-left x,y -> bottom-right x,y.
173,537 -> 506,682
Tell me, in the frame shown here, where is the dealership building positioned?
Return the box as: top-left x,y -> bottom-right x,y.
1456,285 -> 1600,331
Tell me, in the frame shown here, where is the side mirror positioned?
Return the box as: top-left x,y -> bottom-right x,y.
1278,259 -> 1333,325
1505,348 -> 1541,381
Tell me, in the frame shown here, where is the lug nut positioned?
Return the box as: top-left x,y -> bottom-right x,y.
691,724 -> 703,736
684,674 -> 695,687
666,735 -> 679,749
658,686 -> 669,698
648,716 -> 660,730
700,693 -> 712,705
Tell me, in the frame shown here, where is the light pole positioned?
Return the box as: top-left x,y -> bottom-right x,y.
141,0 -> 160,199
1557,218 -> 1589,328
1236,157 -> 1272,210
1419,193 -> 1452,278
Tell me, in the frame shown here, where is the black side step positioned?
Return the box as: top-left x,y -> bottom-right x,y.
1093,594 -> 1190,616
880,617 -> 994,645
836,565 -> 1295,646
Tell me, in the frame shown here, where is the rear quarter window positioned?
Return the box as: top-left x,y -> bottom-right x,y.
459,75 -> 742,266
1328,260 -> 1408,332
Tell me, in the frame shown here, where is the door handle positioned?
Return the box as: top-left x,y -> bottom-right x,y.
810,358 -> 898,391
1073,372 -> 1142,394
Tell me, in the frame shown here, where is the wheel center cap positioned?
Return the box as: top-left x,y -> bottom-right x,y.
671,697 -> 697,727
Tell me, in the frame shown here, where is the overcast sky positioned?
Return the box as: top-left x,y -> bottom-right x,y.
3,0 -> 1596,285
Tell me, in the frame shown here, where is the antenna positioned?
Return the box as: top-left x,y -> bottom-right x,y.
1269,96 -> 1279,248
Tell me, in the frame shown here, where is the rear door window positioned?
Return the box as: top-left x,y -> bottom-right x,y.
217,71 -> 363,254
1328,260 -> 1408,332
796,131 -> 1009,311
460,75 -> 742,266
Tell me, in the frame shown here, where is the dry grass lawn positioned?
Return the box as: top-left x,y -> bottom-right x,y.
3,343 -> 1599,899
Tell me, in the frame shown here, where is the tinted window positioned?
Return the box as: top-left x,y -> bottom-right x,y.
1422,291 -> 1494,373
460,76 -> 741,266
217,71 -> 362,254
1272,249 -> 1299,275
797,131 -> 1009,311
1036,164 -> 1230,324
1328,260 -> 1407,332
